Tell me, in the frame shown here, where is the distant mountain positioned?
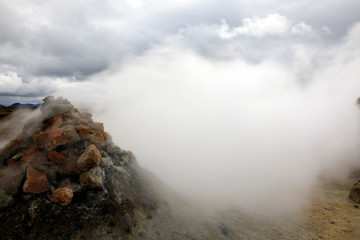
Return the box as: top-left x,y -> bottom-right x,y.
7,103 -> 41,108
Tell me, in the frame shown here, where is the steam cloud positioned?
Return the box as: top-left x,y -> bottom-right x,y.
1,0 -> 360,216
49,23 -> 360,215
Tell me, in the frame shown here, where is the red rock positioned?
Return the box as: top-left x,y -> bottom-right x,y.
50,187 -> 73,206
77,144 -> 101,171
48,151 -> 65,164
44,114 -> 63,133
75,125 -> 92,139
33,131 -> 68,151
58,158 -> 80,175
22,146 -> 47,167
23,167 -> 50,194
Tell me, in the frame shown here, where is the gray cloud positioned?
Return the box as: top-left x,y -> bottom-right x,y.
0,0 -> 359,101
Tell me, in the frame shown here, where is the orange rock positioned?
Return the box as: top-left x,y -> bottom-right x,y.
87,130 -> 106,148
22,146 -> 47,167
50,187 -> 73,206
23,167 -> 50,194
34,131 -> 68,151
75,125 -> 92,139
44,114 -> 63,133
48,151 -> 65,164
77,144 -> 101,171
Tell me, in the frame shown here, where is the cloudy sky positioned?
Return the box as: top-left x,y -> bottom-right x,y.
1,0 -> 360,213
0,0 -> 359,104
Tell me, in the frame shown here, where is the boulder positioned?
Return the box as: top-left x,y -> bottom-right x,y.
350,182 -> 360,203
45,165 -> 58,181
58,158 -> 80,175
0,165 -> 26,195
47,151 -> 65,165
22,147 -> 47,167
87,130 -> 106,148
75,124 -> 92,139
61,124 -> 80,144
100,156 -> 112,167
77,144 -> 101,171
7,152 -> 22,167
0,136 -> 26,165
33,131 -> 68,151
80,167 -> 103,188
63,108 -> 80,122
50,187 -> 73,206
123,150 -> 136,165
44,114 -> 63,133
23,167 -> 50,194
89,122 -> 104,131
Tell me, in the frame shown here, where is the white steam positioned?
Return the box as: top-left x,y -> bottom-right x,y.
0,108 -> 40,148
54,23 -> 360,215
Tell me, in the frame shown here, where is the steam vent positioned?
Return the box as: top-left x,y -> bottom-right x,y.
0,97 -> 160,239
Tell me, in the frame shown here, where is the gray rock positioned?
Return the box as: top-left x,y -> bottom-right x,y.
350,182 -> 360,203
80,167 -> 104,189
100,157 -> 112,168
61,125 -> 80,144
0,165 -> 26,195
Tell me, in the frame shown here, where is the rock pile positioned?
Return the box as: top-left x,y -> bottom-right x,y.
0,96 -> 136,208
